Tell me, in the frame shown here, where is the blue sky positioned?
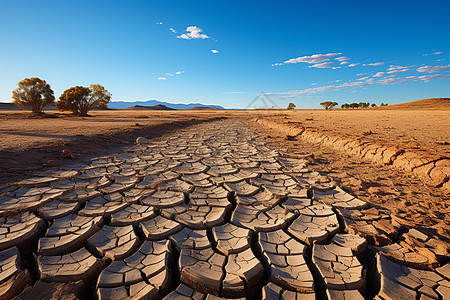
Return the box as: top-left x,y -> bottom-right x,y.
0,0 -> 449,109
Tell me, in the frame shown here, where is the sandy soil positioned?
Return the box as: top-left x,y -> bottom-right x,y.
0,110 -> 230,185
0,110 -> 227,151
261,109 -> 450,158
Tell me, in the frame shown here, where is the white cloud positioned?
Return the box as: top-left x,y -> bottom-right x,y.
282,53 -> 342,65
169,28 -> 177,33
265,73 -> 450,99
363,62 -> 384,66
335,56 -> 350,61
424,51 -> 443,56
387,68 -> 409,74
416,74 -> 450,82
416,64 -> 450,73
309,61 -> 334,68
387,65 -> 409,71
211,49 -> 219,54
156,22 -> 163,25
373,72 -> 385,77
177,26 -> 210,39
158,71 -> 184,80
340,61 -> 350,65
358,76 -> 369,81
435,59 -> 445,62
348,63 -> 360,67
357,73 -> 367,76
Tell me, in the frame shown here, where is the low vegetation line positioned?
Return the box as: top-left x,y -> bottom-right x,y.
254,117 -> 450,191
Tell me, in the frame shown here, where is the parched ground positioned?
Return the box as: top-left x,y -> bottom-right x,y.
0,111 -> 449,299
265,109 -> 450,159
0,110 -> 231,185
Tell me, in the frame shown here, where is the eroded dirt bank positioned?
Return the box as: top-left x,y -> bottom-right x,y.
254,111 -> 449,191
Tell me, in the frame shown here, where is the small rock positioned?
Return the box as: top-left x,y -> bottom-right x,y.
368,187 -> 382,195
136,137 -> 149,144
285,135 -> 296,141
61,149 -> 74,158
47,160 -> 58,166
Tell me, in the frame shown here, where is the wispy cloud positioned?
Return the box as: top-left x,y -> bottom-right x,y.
373,72 -> 385,77
309,61 -> 334,68
348,63 -> 360,67
169,28 -> 177,33
156,22 -> 163,25
222,92 -> 246,94
274,52 -> 342,66
416,64 -> 450,73
177,26 -> 210,39
158,71 -> 184,80
423,51 -> 444,56
387,68 -> 409,74
357,73 -> 367,76
265,73 -> 450,98
387,65 -> 407,71
211,49 -> 219,54
335,56 -> 350,62
363,62 -> 384,66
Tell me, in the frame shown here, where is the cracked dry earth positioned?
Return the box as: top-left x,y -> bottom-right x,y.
0,119 -> 449,300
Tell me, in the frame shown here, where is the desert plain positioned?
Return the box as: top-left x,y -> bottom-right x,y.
0,100 -> 449,300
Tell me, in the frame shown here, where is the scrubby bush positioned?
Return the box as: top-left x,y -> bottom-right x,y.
358,102 -> 370,108
287,103 -> 296,110
320,101 -> 338,110
12,77 -> 55,116
57,84 -> 111,116
371,103 -> 377,107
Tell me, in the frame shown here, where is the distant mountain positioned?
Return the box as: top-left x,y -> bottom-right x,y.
109,100 -> 225,110
125,104 -> 175,110
188,106 -> 222,110
0,102 -> 21,109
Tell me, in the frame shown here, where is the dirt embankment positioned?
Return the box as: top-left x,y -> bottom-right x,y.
254,110 -> 449,190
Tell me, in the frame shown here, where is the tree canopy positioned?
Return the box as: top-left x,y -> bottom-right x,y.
57,84 -> 111,116
12,77 -> 55,115
320,101 -> 338,110
287,103 -> 296,110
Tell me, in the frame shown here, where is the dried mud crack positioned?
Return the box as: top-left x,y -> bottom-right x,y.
0,119 -> 449,299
